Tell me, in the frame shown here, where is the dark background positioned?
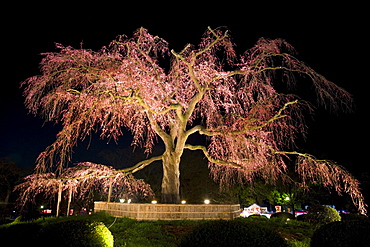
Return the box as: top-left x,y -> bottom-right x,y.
1,3 -> 368,181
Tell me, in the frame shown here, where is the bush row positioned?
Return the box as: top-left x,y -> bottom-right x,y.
1,210 -> 368,247
179,215 -> 370,247
266,209 -> 370,247
0,219 -> 113,247
311,219 -> 370,247
179,219 -> 288,247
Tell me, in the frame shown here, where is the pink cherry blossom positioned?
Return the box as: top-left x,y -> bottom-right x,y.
21,27 -> 365,213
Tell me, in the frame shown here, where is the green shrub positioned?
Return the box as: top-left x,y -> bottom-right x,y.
340,213 -> 369,222
40,219 -> 114,247
270,212 -> 295,221
122,222 -> 177,247
288,239 -> 310,247
248,214 -> 268,219
302,205 -> 340,227
238,216 -> 313,246
179,220 -> 288,247
0,222 -> 42,245
296,214 -> 306,221
311,219 -> 370,247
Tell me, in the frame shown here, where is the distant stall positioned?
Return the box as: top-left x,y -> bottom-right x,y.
240,203 -> 270,218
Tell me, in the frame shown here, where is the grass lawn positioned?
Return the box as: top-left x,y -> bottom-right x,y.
1,212 -> 314,247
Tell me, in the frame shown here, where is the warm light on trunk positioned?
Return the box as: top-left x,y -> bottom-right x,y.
161,151 -> 181,203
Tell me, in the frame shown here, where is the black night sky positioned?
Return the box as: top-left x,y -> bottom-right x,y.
1,4 -> 369,180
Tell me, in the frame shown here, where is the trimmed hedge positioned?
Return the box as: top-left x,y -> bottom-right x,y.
270,212 -> 295,221
41,219 -> 113,247
0,222 -> 42,245
311,219 -> 370,247
0,219 -> 113,247
301,205 -> 340,227
179,220 -> 288,247
340,213 -> 369,222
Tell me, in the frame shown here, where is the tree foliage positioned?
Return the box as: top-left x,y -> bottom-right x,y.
14,162 -> 154,214
22,27 -> 366,212
0,158 -> 21,204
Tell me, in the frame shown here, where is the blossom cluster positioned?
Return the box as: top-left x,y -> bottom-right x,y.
14,162 -> 154,209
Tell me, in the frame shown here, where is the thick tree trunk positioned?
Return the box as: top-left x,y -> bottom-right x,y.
161,151 -> 181,204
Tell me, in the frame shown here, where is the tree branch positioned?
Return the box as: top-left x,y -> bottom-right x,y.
186,100 -> 299,138
184,144 -> 243,169
119,155 -> 163,174
270,150 -> 367,215
194,26 -> 229,58
111,90 -> 181,116
248,100 -> 298,131
146,111 -> 172,145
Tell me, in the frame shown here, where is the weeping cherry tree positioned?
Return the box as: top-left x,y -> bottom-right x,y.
22,27 -> 366,213
15,162 -> 153,216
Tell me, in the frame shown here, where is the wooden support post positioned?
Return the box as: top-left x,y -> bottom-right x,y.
107,179 -> 113,203
66,188 -> 72,216
56,181 -> 63,217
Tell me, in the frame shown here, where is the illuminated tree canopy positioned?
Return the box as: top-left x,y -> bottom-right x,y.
15,162 -> 153,215
22,27 -> 366,213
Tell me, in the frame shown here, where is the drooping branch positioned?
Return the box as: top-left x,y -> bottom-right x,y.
206,140 -> 367,215
112,91 -> 181,116
14,173 -> 60,208
15,162 -> 155,211
186,99 -> 300,138
184,144 -> 242,169
273,151 -> 366,214
119,155 -> 163,174
194,27 -> 230,59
